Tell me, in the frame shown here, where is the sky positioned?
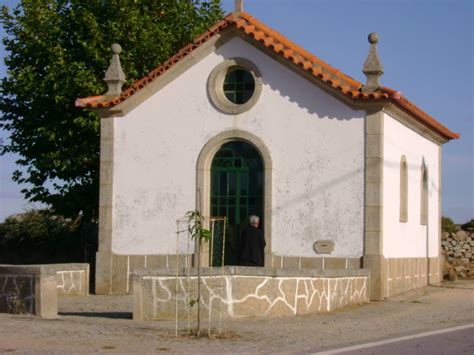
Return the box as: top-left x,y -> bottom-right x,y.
0,0 -> 473,223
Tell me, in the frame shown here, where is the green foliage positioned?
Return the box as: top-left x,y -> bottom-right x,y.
0,209 -> 93,264
461,219 -> 474,232
0,0 -> 223,220
186,209 -> 211,242
441,216 -> 457,234
188,298 -> 199,308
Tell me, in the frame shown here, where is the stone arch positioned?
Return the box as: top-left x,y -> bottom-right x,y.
196,129 -> 272,266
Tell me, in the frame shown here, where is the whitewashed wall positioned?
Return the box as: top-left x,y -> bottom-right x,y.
111,36 -> 365,257
382,113 -> 440,257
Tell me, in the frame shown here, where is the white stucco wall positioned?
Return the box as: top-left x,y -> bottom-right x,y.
382,113 -> 440,258
111,36 -> 365,257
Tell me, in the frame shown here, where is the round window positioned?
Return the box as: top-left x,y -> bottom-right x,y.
207,58 -> 262,114
223,69 -> 255,104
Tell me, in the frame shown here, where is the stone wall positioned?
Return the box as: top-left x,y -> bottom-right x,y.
133,267 -> 370,320
52,264 -> 90,297
0,265 -> 57,318
0,263 -> 89,318
442,230 -> 474,279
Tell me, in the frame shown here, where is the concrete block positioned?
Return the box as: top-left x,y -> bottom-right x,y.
365,158 -> 383,183
365,182 -> 383,207
365,207 -> 383,232
300,257 -> 323,269
98,184 -> 113,208
0,265 -> 58,318
366,111 -> 384,134
364,231 -> 382,254
35,272 -> 57,318
145,255 -> 169,269
95,251 -> 112,294
99,164 -> 113,186
347,258 -> 362,269
363,254 -> 386,301
100,118 -> 114,141
324,258 -> 346,269
366,134 -> 383,158
272,255 -> 283,269
282,256 -> 300,269
100,139 -> 114,162
111,254 -> 129,294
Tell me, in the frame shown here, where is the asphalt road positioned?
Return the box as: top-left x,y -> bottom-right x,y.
312,324 -> 474,355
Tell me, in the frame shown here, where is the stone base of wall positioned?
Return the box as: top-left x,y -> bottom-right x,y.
384,257 -> 442,298
270,255 -> 361,270
133,267 -> 370,320
96,252 -> 362,295
95,252 -> 194,294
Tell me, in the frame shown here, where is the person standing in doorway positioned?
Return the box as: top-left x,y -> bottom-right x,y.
240,215 -> 266,267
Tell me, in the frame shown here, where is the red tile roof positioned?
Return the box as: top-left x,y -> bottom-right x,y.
76,11 -> 459,141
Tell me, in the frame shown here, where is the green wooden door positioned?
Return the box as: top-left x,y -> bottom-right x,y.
211,141 -> 264,266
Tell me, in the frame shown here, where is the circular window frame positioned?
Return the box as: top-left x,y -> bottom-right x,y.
207,58 -> 262,114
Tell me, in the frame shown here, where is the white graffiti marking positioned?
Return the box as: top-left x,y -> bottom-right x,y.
56,270 -> 85,295
143,275 -> 368,319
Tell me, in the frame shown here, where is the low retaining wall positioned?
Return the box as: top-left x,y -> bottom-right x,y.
50,263 -> 90,297
133,267 -> 370,320
0,265 -> 57,318
0,263 -> 90,318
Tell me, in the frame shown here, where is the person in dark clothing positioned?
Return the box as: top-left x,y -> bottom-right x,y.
240,215 -> 266,267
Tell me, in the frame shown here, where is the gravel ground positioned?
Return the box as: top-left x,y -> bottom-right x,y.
0,280 -> 473,353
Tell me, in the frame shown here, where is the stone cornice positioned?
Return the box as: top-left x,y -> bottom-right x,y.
382,104 -> 446,145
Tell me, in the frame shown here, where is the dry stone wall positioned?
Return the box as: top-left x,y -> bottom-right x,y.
441,230 -> 474,278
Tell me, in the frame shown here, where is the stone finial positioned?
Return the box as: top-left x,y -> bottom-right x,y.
234,0 -> 243,13
104,43 -> 126,97
362,32 -> 384,93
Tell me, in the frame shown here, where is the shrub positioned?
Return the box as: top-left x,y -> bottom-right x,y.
461,219 -> 474,232
441,216 -> 457,234
0,209 -> 96,264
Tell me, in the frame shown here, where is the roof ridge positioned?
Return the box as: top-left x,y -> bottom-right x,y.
238,12 -> 362,89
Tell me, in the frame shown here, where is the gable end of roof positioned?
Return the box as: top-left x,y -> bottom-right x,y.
75,11 -> 459,141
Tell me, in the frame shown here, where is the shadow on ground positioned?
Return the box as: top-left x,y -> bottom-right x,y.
59,312 -> 132,319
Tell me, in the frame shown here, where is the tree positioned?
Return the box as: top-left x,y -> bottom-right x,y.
186,210 -> 211,337
0,209 -> 85,264
0,0 -> 223,221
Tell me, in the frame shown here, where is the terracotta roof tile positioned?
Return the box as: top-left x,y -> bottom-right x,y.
76,11 -> 459,141
382,87 -> 459,140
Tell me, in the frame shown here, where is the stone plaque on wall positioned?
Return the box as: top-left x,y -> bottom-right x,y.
313,240 -> 335,254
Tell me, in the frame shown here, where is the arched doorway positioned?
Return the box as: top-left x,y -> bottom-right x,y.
210,141 -> 264,266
